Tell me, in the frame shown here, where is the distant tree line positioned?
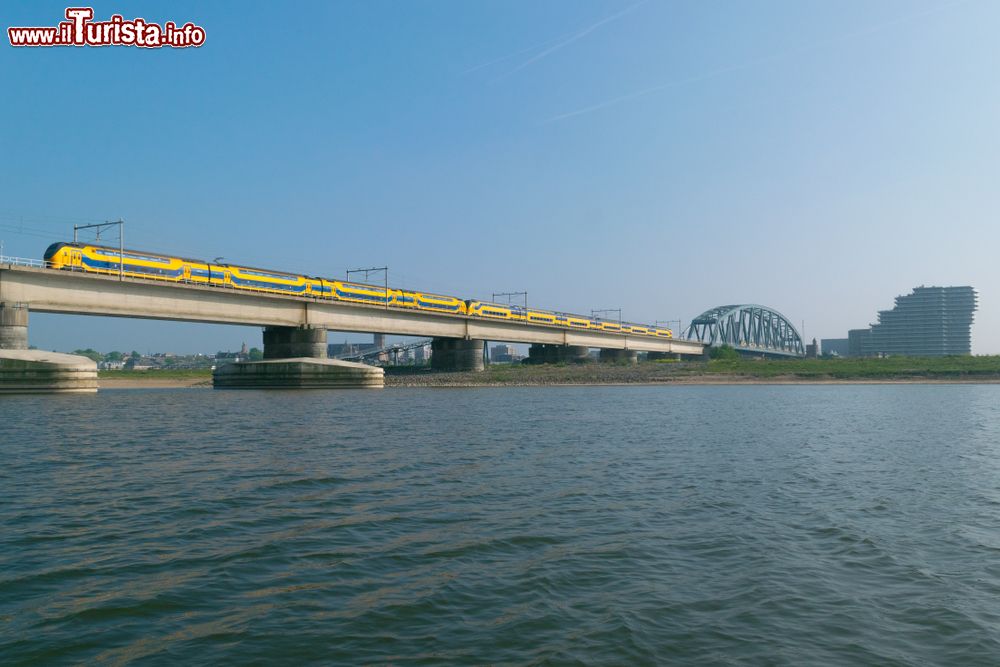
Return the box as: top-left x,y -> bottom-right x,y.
70,348 -> 262,363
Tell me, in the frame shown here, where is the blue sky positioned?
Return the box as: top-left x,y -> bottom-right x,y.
2,0 -> 997,353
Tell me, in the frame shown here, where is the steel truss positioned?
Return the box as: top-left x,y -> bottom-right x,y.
685,304 -> 804,357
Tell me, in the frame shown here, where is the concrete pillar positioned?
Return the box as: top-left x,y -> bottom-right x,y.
431,337 -> 485,372
528,344 -> 590,364
0,302 -> 29,350
526,345 -> 544,364
599,348 -> 638,364
263,325 -> 327,359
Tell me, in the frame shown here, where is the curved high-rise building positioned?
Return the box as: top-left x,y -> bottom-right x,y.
849,286 -> 977,356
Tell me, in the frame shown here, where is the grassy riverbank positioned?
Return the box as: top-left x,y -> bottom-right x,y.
702,355 -> 1000,380
95,357 -> 1000,388
386,356 -> 1000,387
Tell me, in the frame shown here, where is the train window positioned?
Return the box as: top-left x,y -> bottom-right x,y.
104,251 -> 165,263
240,268 -> 296,280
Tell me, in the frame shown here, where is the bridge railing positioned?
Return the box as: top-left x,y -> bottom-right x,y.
0,255 -> 50,269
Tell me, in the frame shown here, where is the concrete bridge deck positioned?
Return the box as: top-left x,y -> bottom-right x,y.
0,264 -> 706,355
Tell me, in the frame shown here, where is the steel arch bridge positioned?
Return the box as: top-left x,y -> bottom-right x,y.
685,304 -> 805,357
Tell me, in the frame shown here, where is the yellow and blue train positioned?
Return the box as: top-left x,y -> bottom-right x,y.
43,242 -> 672,338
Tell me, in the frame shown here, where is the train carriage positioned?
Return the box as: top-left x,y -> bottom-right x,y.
553,313 -> 592,330
526,310 -> 557,325
466,301 -> 527,322
594,320 -> 622,333
396,290 -> 467,315
331,281 -> 396,306
224,264 -> 316,295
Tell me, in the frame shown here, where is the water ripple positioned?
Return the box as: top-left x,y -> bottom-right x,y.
2,385 -> 1000,664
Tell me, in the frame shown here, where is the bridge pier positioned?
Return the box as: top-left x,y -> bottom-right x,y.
431,337 -> 485,372
214,325 -> 383,389
263,325 -> 328,359
527,344 -> 591,364
0,301 -> 29,350
599,348 -> 638,364
0,302 -> 98,393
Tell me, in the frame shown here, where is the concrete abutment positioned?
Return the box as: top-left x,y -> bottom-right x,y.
0,302 -> 98,393
214,326 -> 384,388
213,357 -> 383,389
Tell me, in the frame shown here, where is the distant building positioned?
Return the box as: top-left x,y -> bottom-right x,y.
327,342 -> 379,359
848,329 -> 871,357
849,286 -> 977,357
490,344 -> 521,363
821,338 -> 850,357
414,344 -> 431,363
805,338 -> 819,358
125,356 -> 154,370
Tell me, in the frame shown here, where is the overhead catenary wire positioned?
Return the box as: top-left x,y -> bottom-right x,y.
2,213 -> 674,332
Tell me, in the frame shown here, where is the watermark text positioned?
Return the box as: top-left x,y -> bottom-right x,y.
8,7 -> 206,48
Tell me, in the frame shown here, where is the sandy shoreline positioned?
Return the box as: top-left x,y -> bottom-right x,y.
99,378 -> 212,389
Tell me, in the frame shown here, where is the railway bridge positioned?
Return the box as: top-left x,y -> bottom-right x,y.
684,304 -> 805,358
0,262 -> 706,389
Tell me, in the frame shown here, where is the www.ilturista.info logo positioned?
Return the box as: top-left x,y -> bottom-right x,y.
8,7 -> 205,48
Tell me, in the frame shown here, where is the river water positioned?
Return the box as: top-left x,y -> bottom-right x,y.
2,385 -> 999,665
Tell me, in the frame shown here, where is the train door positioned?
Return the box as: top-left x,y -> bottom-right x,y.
71,250 -> 82,269
183,265 -> 192,282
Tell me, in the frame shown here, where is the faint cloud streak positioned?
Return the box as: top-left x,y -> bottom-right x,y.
546,0 -> 976,122
464,1 -> 648,80
500,1 -> 648,79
